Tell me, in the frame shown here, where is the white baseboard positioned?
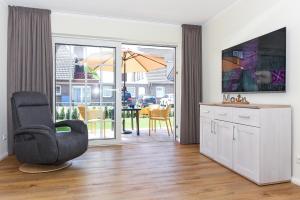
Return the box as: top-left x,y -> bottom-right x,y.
291,177 -> 300,186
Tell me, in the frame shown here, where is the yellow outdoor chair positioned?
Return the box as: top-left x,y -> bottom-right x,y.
78,105 -> 109,137
149,105 -> 173,136
139,107 -> 150,118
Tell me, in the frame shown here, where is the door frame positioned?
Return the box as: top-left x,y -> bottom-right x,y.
52,36 -> 122,145
122,43 -> 178,141
52,34 -> 181,144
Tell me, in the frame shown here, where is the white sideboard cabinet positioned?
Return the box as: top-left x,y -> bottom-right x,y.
199,103 -> 291,185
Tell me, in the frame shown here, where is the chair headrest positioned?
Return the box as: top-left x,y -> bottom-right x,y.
12,92 -> 49,107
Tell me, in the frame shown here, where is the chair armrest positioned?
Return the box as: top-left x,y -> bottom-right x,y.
55,120 -> 88,134
15,125 -> 57,145
15,125 -> 55,138
16,124 -> 52,132
15,125 -> 57,149
14,125 -> 58,164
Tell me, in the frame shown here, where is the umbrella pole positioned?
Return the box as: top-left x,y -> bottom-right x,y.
122,61 -> 132,134
123,61 -> 126,106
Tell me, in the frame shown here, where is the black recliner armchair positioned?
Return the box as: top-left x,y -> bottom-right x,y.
11,91 -> 88,164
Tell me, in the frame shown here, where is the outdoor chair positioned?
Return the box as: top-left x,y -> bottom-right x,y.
148,105 -> 173,136
78,105 -> 112,137
139,107 -> 150,118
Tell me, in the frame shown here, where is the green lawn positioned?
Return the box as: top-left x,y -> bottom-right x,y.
56,117 -> 174,132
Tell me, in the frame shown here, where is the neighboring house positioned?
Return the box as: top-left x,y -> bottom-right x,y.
55,44 -> 175,107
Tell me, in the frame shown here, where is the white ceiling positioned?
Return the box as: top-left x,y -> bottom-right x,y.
6,0 -> 238,25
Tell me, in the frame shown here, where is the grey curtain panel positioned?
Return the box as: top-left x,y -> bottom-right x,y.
7,6 -> 53,154
180,24 -> 202,144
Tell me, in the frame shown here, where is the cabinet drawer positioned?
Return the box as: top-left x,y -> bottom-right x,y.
200,105 -> 214,118
214,107 -> 232,122
233,108 -> 260,127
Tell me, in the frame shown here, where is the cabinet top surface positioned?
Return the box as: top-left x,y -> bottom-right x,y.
199,103 -> 291,109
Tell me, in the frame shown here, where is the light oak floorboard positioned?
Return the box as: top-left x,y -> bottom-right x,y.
0,142 -> 299,200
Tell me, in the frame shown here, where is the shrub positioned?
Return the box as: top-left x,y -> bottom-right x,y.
72,108 -> 79,119
169,110 -> 174,117
59,107 -> 65,120
126,111 -> 131,118
104,106 -> 108,119
66,108 -> 71,120
55,109 -> 59,120
109,108 -> 114,119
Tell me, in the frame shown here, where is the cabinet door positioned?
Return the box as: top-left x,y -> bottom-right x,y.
200,117 -> 216,159
215,121 -> 234,169
233,124 -> 260,182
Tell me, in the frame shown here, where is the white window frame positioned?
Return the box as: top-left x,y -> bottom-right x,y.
56,85 -> 62,96
103,85 -> 113,98
72,85 -> 92,103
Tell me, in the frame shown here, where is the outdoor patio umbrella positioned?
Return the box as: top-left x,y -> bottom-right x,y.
83,48 -> 167,73
83,48 -> 167,102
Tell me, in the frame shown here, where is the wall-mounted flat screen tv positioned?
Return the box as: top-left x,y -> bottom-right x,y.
222,28 -> 286,93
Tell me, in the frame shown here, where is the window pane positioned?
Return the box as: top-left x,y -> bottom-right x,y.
138,87 -> 145,96
72,86 -> 91,104
72,87 -> 81,103
156,87 -> 165,98
55,43 -> 116,140
127,87 -> 136,98
56,85 -> 61,95
103,86 -> 113,97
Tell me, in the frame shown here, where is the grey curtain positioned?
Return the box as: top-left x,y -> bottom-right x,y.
180,24 -> 202,144
7,6 -> 53,154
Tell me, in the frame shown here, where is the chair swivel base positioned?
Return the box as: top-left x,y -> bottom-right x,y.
19,161 -> 72,174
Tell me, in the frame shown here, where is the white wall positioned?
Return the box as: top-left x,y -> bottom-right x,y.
51,13 -> 182,46
51,13 -> 183,138
0,0 -> 8,160
202,0 -> 300,184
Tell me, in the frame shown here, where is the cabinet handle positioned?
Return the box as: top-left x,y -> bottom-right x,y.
219,113 -> 227,116
211,120 -> 213,134
238,115 -> 250,119
214,121 -> 216,134
233,126 -> 236,140
203,110 -> 210,114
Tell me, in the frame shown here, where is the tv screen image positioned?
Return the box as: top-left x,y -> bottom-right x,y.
222,28 -> 286,93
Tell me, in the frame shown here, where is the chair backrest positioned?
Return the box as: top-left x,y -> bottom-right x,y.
87,108 -> 105,120
149,104 -> 160,110
98,108 -> 106,119
150,105 -> 171,119
77,104 -> 86,120
139,107 -> 150,117
162,105 -> 171,118
77,105 -> 105,121
11,92 -> 54,130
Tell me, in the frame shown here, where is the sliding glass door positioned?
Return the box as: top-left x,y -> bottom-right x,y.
53,37 -> 121,144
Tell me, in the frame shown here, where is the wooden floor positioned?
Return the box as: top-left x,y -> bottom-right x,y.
0,141 -> 300,200
121,128 -> 174,144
